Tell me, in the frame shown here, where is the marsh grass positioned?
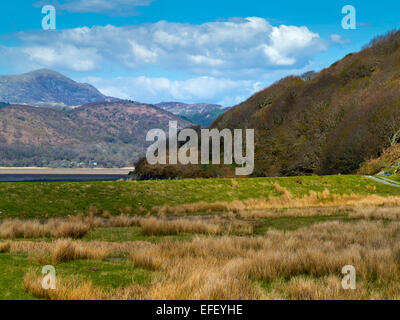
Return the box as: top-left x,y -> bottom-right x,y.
350,206 -> 400,220
0,213 -> 253,240
15,219 -> 400,300
140,217 -> 253,236
0,241 -> 10,253
0,219 -> 90,239
3,177 -> 400,300
24,271 -> 106,300
0,213 -> 142,240
124,220 -> 400,300
153,188 -> 400,215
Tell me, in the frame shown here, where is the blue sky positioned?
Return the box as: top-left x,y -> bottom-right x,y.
0,0 -> 399,106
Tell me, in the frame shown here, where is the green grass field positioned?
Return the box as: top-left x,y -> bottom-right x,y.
0,175 -> 398,218
1,175 -> 400,300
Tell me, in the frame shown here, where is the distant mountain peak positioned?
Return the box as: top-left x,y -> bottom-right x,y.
0,69 -> 119,108
26,68 -> 63,75
156,101 -> 229,127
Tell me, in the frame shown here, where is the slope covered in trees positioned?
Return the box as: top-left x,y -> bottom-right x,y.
211,30 -> 400,176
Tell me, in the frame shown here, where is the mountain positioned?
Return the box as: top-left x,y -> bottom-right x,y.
0,101 -> 192,167
134,30 -> 400,178
156,102 -> 228,127
0,69 -> 118,109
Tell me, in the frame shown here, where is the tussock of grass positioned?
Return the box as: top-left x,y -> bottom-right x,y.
0,219 -> 90,239
273,183 -> 292,199
350,206 -> 400,220
264,275 -> 366,300
140,217 -> 253,236
50,240 -> 109,264
231,180 -> 239,189
130,248 -> 164,271
0,214 -> 144,240
24,272 -> 105,300
236,207 -> 348,219
24,240 -> 112,265
24,271 -> 152,300
0,242 -> 10,253
68,213 -> 143,228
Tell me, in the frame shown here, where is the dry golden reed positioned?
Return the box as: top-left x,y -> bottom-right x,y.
231,180 -> 239,189
0,219 -> 90,239
20,220 -> 400,300
24,272 -> 105,300
0,241 -> 10,253
0,214 -> 144,239
0,211 -> 253,240
152,189 -> 400,215
140,217 -> 253,236
273,183 -> 292,199
51,240 -> 109,264
125,220 -> 400,299
24,272 -> 151,300
10,188 -> 400,300
350,206 -> 400,220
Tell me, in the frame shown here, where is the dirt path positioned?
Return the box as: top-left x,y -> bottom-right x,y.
366,175 -> 400,188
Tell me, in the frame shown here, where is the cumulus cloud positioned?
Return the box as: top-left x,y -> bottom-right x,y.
330,34 -> 351,45
9,17 -> 327,75
21,44 -> 102,72
0,17 -> 329,104
34,0 -> 154,16
83,76 -> 261,106
80,60 -> 318,106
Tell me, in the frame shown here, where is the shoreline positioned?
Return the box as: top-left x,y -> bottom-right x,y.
0,168 -> 134,175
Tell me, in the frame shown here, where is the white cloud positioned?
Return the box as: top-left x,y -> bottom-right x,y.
82,76 -> 261,106
21,44 -> 102,72
330,34 -> 351,45
34,0 -> 154,16
81,59 -> 319,106
11,17 -> 327,75
0,17 -> 329,104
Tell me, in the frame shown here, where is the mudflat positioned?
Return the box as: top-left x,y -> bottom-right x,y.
0,167 -> 134,175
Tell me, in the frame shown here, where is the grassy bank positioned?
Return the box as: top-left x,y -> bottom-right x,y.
0,175 -> 398,218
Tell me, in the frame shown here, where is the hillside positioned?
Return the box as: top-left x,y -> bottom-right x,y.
358,143 -> 400,175
0,101 -> 192,167
0,69 -> 118,108
210,30 -> 400,176
134,30 -> 400,178
156,102 -> 228,127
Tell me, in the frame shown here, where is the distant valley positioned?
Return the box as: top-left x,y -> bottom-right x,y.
0,101 -> 191,167
156,102 -> 229,127
0,69 -> 226,167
